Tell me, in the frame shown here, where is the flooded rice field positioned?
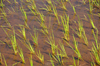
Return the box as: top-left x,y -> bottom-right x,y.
0,0 -> 100,66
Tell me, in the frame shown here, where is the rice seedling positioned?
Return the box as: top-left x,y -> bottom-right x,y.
27,0 -> 36,11
2,27 -> 18,55
0,0 -> 5,8
69,1 -> 77,15
29,55 -> 33,66
49,54 -> 55,66
28,7 -> 39,16
18,25 -> 26,40
30,29 -> 38,46
20,5 -> 29,28
91,42 -> 100,65
0,8 -> 11,28
12,62 -> 20,66
72,56 -> 79,66
0,53 -> 3,65
58,40 -> 69,58
39,22 -> 48,35
51,3 -> 60,24
20,6 -> 28,22
82,29 -> 88,46
20,39 -> 35,54
90,53 -> 96,66
92,29 -> 99,50
18,46 -> 25,64
46,0 -> 52,5
60,14 -> 70,41
27,0 -> 39,16
2,55 -> 7,66
60,1 -> 67,11
51,50 -> 64,65
66,35 -> 82,60
36,50 -> 44,64
39,1 -> 52,12
88,14 -> 97,30
46,31 -> 57,55
38,12 -> 45,22
80,0 -> 87,5
71,21 -> 83,39
89,0 -> 93,13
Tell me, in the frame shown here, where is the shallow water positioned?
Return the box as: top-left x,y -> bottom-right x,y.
0,0 -> 100,66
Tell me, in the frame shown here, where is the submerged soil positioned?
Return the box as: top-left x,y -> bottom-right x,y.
0,0 -> 100,66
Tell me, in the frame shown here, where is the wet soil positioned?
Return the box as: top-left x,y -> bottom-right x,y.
0,0 -> 100,66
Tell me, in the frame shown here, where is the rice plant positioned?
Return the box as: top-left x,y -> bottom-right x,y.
39,1 -> 52,12
36,50 -> 44,64
60,1 -> 67,10
67,35 -> 82,60
46,0 -> 52,5
0,53 -> 3,65
18,25 -> 26,40
58,40 -> 69,58
51,50 -> 64,65
20,39 -> 35,54
69,1 -> 77,15
2,27 -> 18,55
18,46 -> 25,64
27,0 -> 36,10
0,0 -> 5,8
88,14 -> 97,30
3,55 -> 7,66
20,5 -> 29,28
29,55 -> 33,66
38,12 -> 45,22
52,3 -> 60,24
89,0 -> 94,13
60,14 -> 70,41
82,29 -> 88,46
46,31 -> 57,55
72,56 -> 79,66
30,29 -> 38,46
49,54 -> 55,66
0,8 -> 11,27
92,29 -> 99,50
90,53 -> 96,66
91,42 -> 100,65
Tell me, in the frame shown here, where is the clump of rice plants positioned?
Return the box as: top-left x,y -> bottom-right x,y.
2,27 -> 18,55
36,50 -> 44,64
60,14 -> 70,41
66,35 -> 83,60
30,29 -> 38,46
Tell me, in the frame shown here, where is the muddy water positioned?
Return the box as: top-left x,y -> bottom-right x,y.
0,0 -> 100,66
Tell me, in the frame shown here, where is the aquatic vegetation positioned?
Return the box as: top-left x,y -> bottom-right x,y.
60,14 -> 70,41
29,55 -> 33,66
0,0 -> 100,66
36,50 -> 44,64
67,35 -> 82,60
20,39 -> 35,54
0,53 -> 3,65
58,40 -> 69,58
30,29 -> 38,46
3,55 -> 7,66
18,46 -> 25,64
39,1 -> 52,12
18,26 -> 26,40
72,56 -> 79,66
2,27 -> 18,55
46,31 -> 57,55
